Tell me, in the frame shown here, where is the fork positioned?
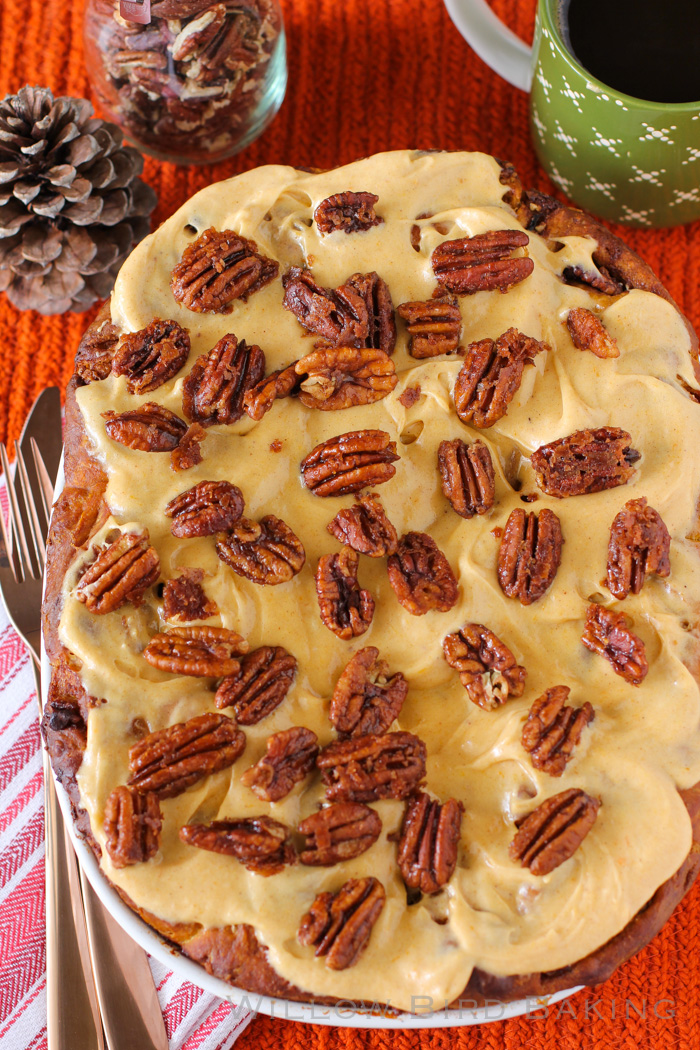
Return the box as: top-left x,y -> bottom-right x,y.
0,438 -> 169,1050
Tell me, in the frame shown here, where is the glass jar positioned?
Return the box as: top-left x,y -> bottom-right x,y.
84,0 -> 286,164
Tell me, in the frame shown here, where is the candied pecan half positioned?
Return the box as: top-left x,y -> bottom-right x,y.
112,320 -> 191,394
298,877 -> 385,970
162,570 -> 218,622
76,320 -> 120,383
438,438 -> 496,518
315,547 -> 375,640
432,229 -> 534,295
299,803 -> 382,866
317,731 -> 427,802
497,508 -> 563,605
346,271 -> 397,356
171,227 -> 279,313
282,267 -> 369,346
215,646 -> 297,724
509,787 -> 600,876
397,791 -> 463,894
330,647 -> 407,737
216,515 -> 305,585
295,347 -> 397,410
179,816 -> 295,875
387,531 -> 458,615
314,191 -> 383,235
442,623 -> 526,709
182,334 -> 265,425
104,785 -> 162,869
453,328 -> 547,429
240,726 -> 319,802
397,295 -> 461,358
128,712 -> 245,799
606,497 -> 671,600
581,603 -> 648,685
326,493 -> 398,557
243,362 -> 302,421
522,686 -> 595,777
143,626 -> 248,677
76,531 -> 160,614
566,307 -> 619,359
531,427 -> 640,498
104,402 -> 187,451
171,423 -> 206,471
301,430 -> 400,497
165,480 -> 244,537
563,264 -> 624,296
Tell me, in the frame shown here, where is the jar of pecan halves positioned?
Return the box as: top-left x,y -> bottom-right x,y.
84,0 -> 286,164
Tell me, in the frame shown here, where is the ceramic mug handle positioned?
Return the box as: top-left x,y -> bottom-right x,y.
443,0 -> 533,91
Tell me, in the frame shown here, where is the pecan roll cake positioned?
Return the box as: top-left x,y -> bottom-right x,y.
42,151 -> 700,1012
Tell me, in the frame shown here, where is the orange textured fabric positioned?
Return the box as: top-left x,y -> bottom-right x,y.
2,0 -> 699,1043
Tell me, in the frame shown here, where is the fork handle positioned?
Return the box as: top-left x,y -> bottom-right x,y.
44,745 -> 105,1050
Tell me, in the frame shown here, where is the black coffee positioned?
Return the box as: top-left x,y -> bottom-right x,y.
561,0 -> 700,103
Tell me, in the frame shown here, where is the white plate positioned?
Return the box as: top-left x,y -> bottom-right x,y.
42,456 -> 582,1027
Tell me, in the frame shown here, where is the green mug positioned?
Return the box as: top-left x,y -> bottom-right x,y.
444,0 -> 700,228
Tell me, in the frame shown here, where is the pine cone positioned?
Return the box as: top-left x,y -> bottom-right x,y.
0,86 -> 157,314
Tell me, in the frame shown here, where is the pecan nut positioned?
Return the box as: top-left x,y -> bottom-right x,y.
76,530 -> 160,614
162,569 -> 218,621
171,227 -> 278,313
563,264 -> 624,296
317,731 -> 427,802
298,803 -> 382,866
314,191 -> 383,235
326,493 -> 398,557
240,726 -> 319,802
242,362 -> 302,421
103,785 -> 162,869
171,422 -> 206,471
330,647 -> 408,736
282,267 -> 369,346
295,347 -> 397,410
509,787 -> 601,876
75,320 -> 120,383
216,515 -> 305,585
606,497 -> 671,599
442,623 -> 526,709
581,603 -> 648,685
143,625 -> 248,677
315,547 -> 375,640
346,271 -> 396,356
438,438 -> 496,518
397,295 -> 461,358
566,307 -> 619,359
112,320 -> 191,394
301,430 -> 400,497
182,333 -> 265,425
128,712 -> 246,798
165,480 -> 244,537
497,508 -> 563,605
179,816 -> 296,875
432,229 -> 534,294
103,402 -> 188,451
298,877 -> 385,970
453,328 -> 547,428
387,531 -> 459,615
397,791 -> 464,894
521,686 -> 595,777
215,646 -> 297,724
531,427 -> 640,498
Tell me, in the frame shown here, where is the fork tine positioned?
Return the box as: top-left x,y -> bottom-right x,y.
0,481 -> 17,582
30,437 -> 55,524
15,441 -> 46,571
0,442 -> 33,582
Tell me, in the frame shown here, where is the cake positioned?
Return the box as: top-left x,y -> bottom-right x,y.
42,149 -> 700,1012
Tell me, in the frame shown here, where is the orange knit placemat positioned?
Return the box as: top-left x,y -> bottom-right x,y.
2,0 -> 699,1044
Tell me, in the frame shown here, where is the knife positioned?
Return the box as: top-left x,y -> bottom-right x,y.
24,388 -> 169,1050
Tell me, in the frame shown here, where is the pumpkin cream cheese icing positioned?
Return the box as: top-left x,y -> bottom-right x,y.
55,150 -> 700,1010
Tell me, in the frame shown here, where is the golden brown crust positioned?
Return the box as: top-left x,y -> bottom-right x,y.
42,175 -> 700,1010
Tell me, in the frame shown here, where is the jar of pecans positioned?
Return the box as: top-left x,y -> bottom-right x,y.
84,0 -> 286,164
